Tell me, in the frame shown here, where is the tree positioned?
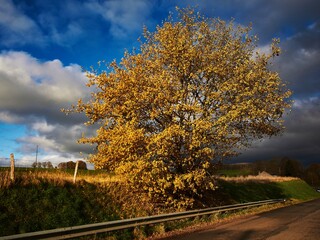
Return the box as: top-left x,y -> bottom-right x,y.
32,161 -> 43,168
45,161 -> 54,169
77,160 -> 88,170
57,161 -> 77,169
280,157 -> 303,177
69,8 -> 291,208
32,161 -> 54,169
304,163 -> 320,187
32,161 -> 37,168
41,162 -> 47,168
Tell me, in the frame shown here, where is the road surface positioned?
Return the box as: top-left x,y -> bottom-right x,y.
160,198 -> 320,240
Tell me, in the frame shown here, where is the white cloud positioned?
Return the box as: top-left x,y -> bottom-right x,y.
50,22 -> 84,46
256,44 -> 272,56
31,121 -> 55,133
18,135 -> 62,153
0,51 -> 88,117
14,154 -> 92,168
86,0 -> 153,38
0,51 -> 93,160
0,0 -> 44,46
12,120 -> 95,159
0,0 -> 88,47
0,111 -> 24,124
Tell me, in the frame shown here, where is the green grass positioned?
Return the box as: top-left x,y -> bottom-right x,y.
0,180 -> 120,236
0,169 -> 153,239
276,180 -> 320,201
217,179 -> 320,203
217,180 -> 285,203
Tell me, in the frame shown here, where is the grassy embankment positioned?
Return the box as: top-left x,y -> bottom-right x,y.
0,167 -> 319,239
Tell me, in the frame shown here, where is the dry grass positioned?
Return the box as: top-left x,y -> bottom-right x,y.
77,173 -> 122,183
1,167 -> 298,190
0,168 -> 121,188
0,170 -> 12,188
0,169 -> 73,188
219,171 -> 299,183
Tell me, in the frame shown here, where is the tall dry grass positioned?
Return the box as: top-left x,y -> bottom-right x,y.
77,173 -> 122,183
219,171 -> 299,183
0,169 -> 73,188
0,170 -> 12,188
0,168 -> 122,189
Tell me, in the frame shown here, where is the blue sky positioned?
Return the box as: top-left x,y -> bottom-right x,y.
0,0 -> 319,167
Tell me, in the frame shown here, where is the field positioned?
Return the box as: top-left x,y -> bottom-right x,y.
0,167 -> 319,239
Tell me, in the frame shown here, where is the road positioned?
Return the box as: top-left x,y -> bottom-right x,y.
160,198 -> 320,240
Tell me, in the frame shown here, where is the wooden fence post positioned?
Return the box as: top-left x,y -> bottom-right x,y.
10,153 -> 15,181
73,160 -> 79,183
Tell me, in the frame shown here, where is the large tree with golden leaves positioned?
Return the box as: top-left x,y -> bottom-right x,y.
71,8 -> 291,208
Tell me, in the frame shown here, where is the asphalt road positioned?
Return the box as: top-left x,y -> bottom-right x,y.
160,198 -> 320,240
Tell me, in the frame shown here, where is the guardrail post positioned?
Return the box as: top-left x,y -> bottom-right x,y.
10,153 -> 15,181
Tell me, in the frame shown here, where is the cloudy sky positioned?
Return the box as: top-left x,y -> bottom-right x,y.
0,0 -> 319,167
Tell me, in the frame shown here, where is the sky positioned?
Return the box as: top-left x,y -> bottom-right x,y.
0,0 -> 319,168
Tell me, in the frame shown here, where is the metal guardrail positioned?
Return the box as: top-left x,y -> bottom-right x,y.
0,199 -> 286,240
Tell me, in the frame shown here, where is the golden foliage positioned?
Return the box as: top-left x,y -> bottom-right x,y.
70,8 -> 291,208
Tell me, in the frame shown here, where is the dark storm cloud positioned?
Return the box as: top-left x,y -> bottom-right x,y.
183,0 -> 320,165
191,0 -> 320,42
236,98 -> 320,166
277,21 -> 320,98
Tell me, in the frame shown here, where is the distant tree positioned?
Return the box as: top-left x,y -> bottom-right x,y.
253,157 -> 304,177
66,161 -> 76,169
32,162 -> 37,168
280,157 -> 304,177
254,158 -> 281,175
57,162 -> 73,169
57,162 -> 66,169
68,8 -> 291,207
77,160 -> 87,170
58,161 -> 85,170
45,161 -> 54,169
31,161 -> 54,169
304,163 -> 320,187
